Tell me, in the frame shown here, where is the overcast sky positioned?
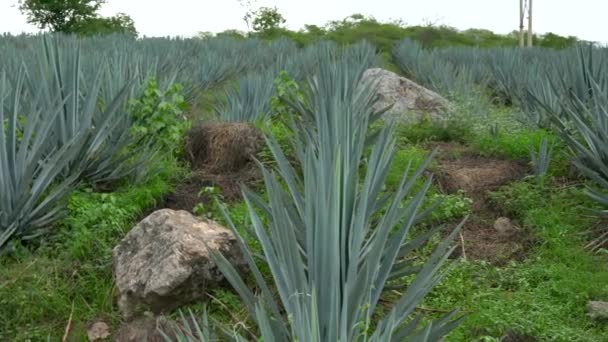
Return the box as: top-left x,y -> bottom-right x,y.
1,0 -> 607,43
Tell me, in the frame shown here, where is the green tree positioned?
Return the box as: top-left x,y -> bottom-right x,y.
252,6 -> 286,32
72,13 -> 138,37
18,0 -> 137,36
19,0 -> 104,32
538,32 -> 577,49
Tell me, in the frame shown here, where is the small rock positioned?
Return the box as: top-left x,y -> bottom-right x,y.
87,321 -> 110,341
587,301 -> 608,320
494,217 -> 515,235
113,209 -> 248,320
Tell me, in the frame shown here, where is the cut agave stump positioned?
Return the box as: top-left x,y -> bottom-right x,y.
112,209 -> 247,320
185,122 -> 262,172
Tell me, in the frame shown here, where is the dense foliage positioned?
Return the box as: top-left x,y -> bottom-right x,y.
18,0 -> 137,36
249,14 -> 580,52
251,6 -> 286,33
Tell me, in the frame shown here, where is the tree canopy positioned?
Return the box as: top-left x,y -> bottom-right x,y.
252,7 -> 286,32
19,0 -> 137,36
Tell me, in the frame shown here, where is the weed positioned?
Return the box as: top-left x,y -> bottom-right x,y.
426,190 -> 473,223
193,186 -> 224,219
129,78 -> 190,154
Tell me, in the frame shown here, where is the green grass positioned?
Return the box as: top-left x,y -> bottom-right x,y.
394,118 -> 473,144
423,180 -> 608,341
0,159 -> 182,341
474,127 -> 571,178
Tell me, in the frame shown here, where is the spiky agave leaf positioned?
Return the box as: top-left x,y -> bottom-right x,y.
161,308 -> 214,342
0,70 -> 83,247
216,71 -> 275,122
529,136 -> 555,181
535,61 -> 608,215
178,54 -> 463,342
25,36 -> 157,184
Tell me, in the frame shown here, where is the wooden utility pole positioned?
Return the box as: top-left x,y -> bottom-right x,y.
527,0 -> 533,47
519,0 -> 525,47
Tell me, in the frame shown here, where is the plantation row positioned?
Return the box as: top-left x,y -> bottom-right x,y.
391,39 -> 608,214
0,35 -> 379,246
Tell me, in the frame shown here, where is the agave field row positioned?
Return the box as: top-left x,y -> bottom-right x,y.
1,32 -> 608,340
1,32 -> 607,257
0,34 -> 380,248
392,38 -> 608,214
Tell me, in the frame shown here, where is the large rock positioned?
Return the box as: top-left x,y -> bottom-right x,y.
113,209 -> 247,320
362,68 -> 450,123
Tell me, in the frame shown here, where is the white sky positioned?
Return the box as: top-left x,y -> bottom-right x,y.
1,0 -> 607,43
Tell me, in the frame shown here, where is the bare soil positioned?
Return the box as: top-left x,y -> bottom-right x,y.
429,142 -> 536,265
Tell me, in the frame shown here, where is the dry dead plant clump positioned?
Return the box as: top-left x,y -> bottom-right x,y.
185,122 -> 262,173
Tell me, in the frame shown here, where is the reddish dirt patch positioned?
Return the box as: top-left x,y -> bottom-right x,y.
162,167 -> 260,213
430,142 -> 535,264
449,213 -> 536,265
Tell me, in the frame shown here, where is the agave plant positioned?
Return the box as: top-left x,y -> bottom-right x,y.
216,71 -> 275,122
529,136 -> 555,182
0,71 -> 83,247
24,36 -> 158,184
546,80 -> 608,214
166,53 -> 463,341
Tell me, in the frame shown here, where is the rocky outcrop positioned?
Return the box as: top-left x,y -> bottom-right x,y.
362,68 -> 450,123
113,209 -> 247,320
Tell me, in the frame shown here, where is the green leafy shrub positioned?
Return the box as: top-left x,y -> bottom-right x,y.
192,186 -> 224,219
252,6 -> 286,33
427,191 -> 474,223
129,78 -> 189,154
269,70 -> 305,117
